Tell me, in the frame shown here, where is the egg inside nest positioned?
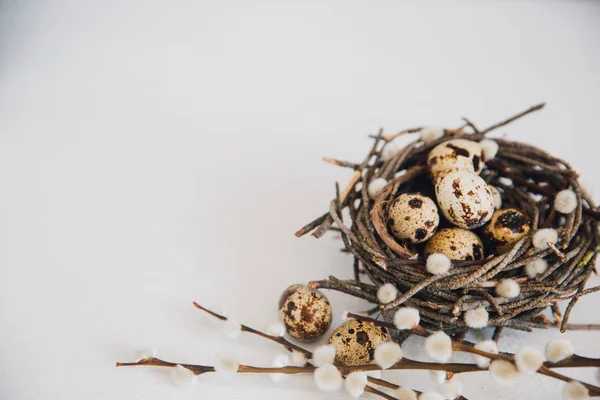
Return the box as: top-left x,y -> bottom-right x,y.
328,319 -> 389,366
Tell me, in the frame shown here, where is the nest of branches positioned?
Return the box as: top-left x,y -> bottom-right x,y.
297,103 -> 600,338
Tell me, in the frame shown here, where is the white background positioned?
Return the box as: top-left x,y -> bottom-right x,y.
1,1 -> 599,399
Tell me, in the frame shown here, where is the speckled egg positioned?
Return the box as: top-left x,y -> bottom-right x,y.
427,139 -> 484,180
424,227 -> 485,261
435,170 -> 495,229
278,284 -> 332,342
483,208 -> 531,253
388,193 -> 440,243
328,319 -> 389,366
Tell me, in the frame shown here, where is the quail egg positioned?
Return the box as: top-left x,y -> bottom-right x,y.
278,284 -> 332,342
388,193 -> 440,243
328,319 -> 389,366
483,208 -> 531,253
435,170 -> 495,229
424,227 -> 485,261
427,139 -> 484,180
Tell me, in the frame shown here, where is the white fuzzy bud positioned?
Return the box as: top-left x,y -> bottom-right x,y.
382,141 -> 402,161
480,139 -> 499,161
266,321 -> 286,337
374,341 -> 403,369
170,364 -> 198,388
439,379 -> 462,399
396,387 -> 418,400
214,353 -> 239,378
394,307 -> 421,330
563,381 -> 590,400
489,360 -> 519,385
429,370 -> 447,384
420,126 -> 445,143
425,331 -> 452,362
290,350 -> 308,367
314,363 -> 343,392
223,319 -> 242,339
489,185 -> 502,209
532,228 -> 558,250
344,371 -> 367,398
515,347 -> 544,374
312,345 -> 336,367
377,283 -> 399,304
419,392 -> 444,400
473,340 -> 499,369
368,178 -> 389,199
269,354 -> 290,383
546,340 -> 574,363
464,306 -> 489,328
340,310 -> 349,321
495,279 -> 521,298
426,253 -> 451,275
525,259 -> 548,278
555,189 -> 578,214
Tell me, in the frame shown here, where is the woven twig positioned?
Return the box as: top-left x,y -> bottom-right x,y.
299,103 -> 600,334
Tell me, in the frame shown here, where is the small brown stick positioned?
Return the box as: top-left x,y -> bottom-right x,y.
192,302 -> 311,357
480,103 -> 546,134
380,127 -> 422,142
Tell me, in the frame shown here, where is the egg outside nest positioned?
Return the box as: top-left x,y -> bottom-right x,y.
278,284 -> 332,342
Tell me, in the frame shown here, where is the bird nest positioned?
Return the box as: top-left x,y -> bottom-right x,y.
296,104 -> 600,337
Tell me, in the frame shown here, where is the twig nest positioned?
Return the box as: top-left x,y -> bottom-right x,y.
428,139 -> 484,180
388,193 -> 440,243
278,284 -> 332,342
483,208 -> 531,253
435,170 -> 494,229
425,228 -> 484,261
328,319 -> 389,366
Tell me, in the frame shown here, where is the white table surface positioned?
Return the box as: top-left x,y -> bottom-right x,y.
1,1 -> 599,399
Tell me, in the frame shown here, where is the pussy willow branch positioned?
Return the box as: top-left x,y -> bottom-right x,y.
346,312 -> 600,396
117,303 -> 470,400
192,303 -> 450,398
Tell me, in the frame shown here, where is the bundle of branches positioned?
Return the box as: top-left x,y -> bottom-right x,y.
296,103 -> 600,338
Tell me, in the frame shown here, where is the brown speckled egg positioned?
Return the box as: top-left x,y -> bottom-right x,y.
427,139 -> 484,180
483,208 -> 531,253
435,170 -> 495,229
328,319 -> 389,366
388,193 -> 440,243
278,284 -> 332,342
424,227 -> 485,261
